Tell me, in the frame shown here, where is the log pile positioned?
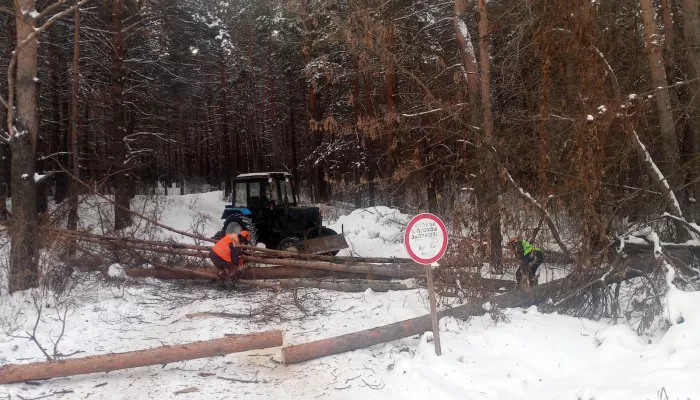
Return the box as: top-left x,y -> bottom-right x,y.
54,228 -> 445,292
53,228 -> 523,294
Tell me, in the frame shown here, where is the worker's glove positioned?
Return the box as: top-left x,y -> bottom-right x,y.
238,256 -> 245,267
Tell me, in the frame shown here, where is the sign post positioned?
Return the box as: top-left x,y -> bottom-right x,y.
404,213 -> 448,356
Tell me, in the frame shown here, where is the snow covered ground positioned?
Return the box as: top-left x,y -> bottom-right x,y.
1,191 -> 699,399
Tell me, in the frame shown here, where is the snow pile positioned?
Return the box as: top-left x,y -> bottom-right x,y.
327,206 -> 411,258
384,301 -> 700,399
107,263 -> 126,280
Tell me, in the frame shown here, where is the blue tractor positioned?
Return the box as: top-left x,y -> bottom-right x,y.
213,172 -> 348,255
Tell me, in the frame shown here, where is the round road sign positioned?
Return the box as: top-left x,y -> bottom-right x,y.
404,213 -> 448,265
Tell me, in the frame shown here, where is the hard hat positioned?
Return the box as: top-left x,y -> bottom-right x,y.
239,230 -> 251,243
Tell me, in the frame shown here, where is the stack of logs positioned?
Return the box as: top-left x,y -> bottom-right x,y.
53,228 -> 514,293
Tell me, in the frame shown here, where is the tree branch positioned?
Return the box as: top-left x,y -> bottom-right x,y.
6,0 -> 93,137
502,169 -> 576,263
37,0 -> 68,21
15,0 -> 93,55
637,77 -> 700,98
594,46 -> 621,100
662,213 -> 700,238
395,62 -> 576,264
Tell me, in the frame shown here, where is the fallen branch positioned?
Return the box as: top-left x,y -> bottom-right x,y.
623,239 -> 700,251
217,376 -> 260,384
186,311 -> 262,319
0,330 -> 283,384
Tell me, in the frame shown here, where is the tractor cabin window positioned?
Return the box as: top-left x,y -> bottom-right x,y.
248,181 -> 261,208
281,178 -> 295,205
234,182 -> 247,207
268,178 -> 279,204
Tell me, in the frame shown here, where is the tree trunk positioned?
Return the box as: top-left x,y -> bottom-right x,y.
67,4 -> 81,255
218,55 -> 233,196
351,70 -> 363,208
661,0 -> 675,69
300,0 -> 322,203
0,143 -> 9,221
0,331 -> 283,384
454,0 -> 481,116
289,93 -> 299,184
48,26 -> 64,203
9,0 -> 40,292
454,0 -> 502,270
111,0 -> 131,230
640,0 -> 682,199
385,25 -> 397,182
9,133 -> 39,292
478,0 -> 503,271
0,14 -> 10,220
681,0 -> 700,210
362,75 -> 376,206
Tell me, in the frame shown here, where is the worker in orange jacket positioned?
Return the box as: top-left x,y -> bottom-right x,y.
210,230 -> 251,280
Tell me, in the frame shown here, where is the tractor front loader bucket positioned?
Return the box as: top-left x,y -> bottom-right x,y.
303,234 -> 349,254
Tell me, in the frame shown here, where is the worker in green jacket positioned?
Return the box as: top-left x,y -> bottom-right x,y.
508,237 -> 544,287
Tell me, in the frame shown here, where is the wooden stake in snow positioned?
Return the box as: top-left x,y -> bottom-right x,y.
404,213 -> 448,356
426,262 -> 442,355
0,330 -> 283,384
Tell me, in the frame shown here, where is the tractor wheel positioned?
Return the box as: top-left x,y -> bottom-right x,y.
220,214 -> 258,245
320,227 -> 341,256
278,236 -> 304,253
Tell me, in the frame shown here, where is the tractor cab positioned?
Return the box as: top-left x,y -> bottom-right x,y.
216,172 -> 348,255
223,172 -> 297,219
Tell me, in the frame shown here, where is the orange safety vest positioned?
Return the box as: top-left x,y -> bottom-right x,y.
212,234 -> 241,263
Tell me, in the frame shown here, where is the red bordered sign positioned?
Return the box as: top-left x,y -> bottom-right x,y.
404,213 -> 448,265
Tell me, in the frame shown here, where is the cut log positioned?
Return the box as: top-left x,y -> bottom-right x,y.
240,266 -> 393,281
124,265 -> 395,282
243,245 -> 414,264
124,265 -> 279,289
277,279 -> 413,292
246,256 -> 422,279
280,316 -> 433,364
0,330 -> 283,384
125,265 -> 217,280
124,266 -> 409,292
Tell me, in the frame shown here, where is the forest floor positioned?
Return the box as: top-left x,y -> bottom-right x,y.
0,191 -> 698,399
